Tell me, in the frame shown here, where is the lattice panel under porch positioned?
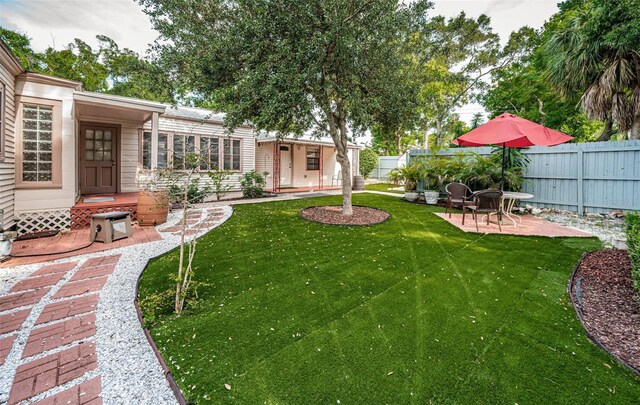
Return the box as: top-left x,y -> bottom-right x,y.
16,209 -> 71,235
70,204 -> 137,229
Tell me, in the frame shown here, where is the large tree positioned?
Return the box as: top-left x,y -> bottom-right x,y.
139,0 -> 431,215
544,0 -> 640,140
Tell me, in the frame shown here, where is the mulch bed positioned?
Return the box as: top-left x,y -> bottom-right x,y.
571,249 -> 640,374
300,205 -> 390,226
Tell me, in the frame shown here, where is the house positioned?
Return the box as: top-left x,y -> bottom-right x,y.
0,41 -> 361,234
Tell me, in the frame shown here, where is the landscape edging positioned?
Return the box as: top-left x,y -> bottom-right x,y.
567,251 -> 640,377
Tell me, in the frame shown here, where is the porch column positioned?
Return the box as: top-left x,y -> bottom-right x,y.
150,112 -> 159,169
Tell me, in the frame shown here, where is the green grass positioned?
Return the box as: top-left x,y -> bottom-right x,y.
364,182 -> 404,194
139,194 -> 640,403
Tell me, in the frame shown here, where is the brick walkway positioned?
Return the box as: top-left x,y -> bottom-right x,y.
0,206 -> 231,404
0,255 -> 119,404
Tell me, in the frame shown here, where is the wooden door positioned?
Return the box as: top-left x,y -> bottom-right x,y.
79,124 -> 118,194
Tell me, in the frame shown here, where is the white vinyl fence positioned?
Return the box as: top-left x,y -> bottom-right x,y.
408,140 -> 640,214
371,155 -> 406,179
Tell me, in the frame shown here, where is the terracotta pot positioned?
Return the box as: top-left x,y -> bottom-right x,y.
137,190 -> 169,226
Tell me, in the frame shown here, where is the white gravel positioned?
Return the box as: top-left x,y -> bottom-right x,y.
536,210 -> 627,249
0,205 -> 233,405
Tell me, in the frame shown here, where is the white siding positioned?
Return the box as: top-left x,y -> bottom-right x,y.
14,81 -> 76,212
0,60 -> 16,229
141,116 -> 256,191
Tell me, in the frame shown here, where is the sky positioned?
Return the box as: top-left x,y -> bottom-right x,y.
0,0 -> 561,124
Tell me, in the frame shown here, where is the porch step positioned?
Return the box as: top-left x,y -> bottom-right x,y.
70,193 -> 139,229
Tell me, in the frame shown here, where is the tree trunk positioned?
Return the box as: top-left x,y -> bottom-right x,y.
435,118 -> 444,146
596,116 -> 615,141
336,148 -> 352,215
395,131 -> 402,155
423,128 -> 429,150
630,112 -> 640,140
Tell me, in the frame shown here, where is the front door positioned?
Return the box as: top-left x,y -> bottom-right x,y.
279,144 -> 292,186
79,124 -> 118,194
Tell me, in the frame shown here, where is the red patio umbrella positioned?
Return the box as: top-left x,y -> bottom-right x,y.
452,112 -> 573,189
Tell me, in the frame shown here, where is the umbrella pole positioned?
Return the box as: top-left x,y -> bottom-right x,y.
500,143 -> 506,191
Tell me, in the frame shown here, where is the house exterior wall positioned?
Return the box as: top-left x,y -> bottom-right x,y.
257,141 -> 360,190
0,54 -> 17,229
141,116 -> 256,191
14,80 -> 77,213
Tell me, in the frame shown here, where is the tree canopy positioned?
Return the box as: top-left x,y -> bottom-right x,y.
140,0 -> 433,214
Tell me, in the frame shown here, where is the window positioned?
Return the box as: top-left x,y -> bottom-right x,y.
22,104 -> 54,182
0,82 -> 4,160
16,97 -> 62,188
223,138 -> 241,171
306,145 -> 320,170
200,136 -> 220,170
142,132 -> 168,169
173,134 -> 195,169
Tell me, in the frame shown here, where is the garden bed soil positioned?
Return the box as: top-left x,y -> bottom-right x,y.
571,249 -> 640,374
300,205 -> 390,226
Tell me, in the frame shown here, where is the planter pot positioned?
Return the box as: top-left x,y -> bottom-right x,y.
404,191 -> 419,202
0,239 -> 11,256
138,190 -> 169,226
423,190 -> 439,205
352,175 -> 365,191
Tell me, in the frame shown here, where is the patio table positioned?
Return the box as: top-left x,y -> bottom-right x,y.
500,191 -> 533,227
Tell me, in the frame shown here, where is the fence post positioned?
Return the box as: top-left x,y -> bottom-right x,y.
577,149 -> 584,215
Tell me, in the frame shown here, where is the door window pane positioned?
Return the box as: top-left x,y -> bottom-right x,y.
306,146 -> 320,170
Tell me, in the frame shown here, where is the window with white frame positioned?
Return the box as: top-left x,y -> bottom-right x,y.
306,145 -> 320,170
223,138 -> 241,171
142,132 -> 168,169
173,134 -> 196,170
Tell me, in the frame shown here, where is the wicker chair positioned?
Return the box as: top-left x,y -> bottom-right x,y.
445,182 -> 473,218
462,189 -> 503,232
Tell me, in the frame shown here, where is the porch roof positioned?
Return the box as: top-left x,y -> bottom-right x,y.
74,91 -> 166,122
256,134 -> 363,149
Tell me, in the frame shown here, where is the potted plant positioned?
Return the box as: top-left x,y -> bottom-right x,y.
421,158 -> 442,205
392,162 -> 423,202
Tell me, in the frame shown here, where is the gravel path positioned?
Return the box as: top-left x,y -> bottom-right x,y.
536,211 -> 627,248
0,205 -> 233,404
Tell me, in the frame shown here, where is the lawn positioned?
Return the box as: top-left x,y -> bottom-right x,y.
138,194 -> 640,403
364,182 -> 404,194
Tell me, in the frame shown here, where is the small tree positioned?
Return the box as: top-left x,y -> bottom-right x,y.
359,148 -> 379,179
157,151 -> 214,315
208,169 -> 233,201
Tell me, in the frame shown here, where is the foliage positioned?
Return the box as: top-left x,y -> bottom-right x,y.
139,0 -> 433,215
0,27 -> 173,102
359,149 -> 379,179
389,161 -> 425,192
542,0 -> 640,140
207,169 -> 233,201
138,194 -> 639,404
169,179 -> 211,205
406,152 -> 525,192
240,170 -> 266,199
626,213 -> 640,292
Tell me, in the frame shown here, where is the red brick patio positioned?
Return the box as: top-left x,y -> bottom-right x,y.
3,225 -> 160,267
435,213 -> 593,237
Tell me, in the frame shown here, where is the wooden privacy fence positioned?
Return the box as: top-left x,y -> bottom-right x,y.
408,140 -> 640,214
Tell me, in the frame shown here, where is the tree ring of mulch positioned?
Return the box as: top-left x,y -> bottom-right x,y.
300,205 -> 390,226
568,249 -> 640,376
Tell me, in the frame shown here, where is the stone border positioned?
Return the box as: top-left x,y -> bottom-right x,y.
134,268 -> 188,405
567,251 -> 640,377
299,205 -> 391,226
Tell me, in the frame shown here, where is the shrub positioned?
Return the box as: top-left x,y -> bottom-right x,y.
626,213 -> 640,292
359,148 -> 379,178
168,179 -> 212,204
240,170 -> 266,198
207,169 -> 233,201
